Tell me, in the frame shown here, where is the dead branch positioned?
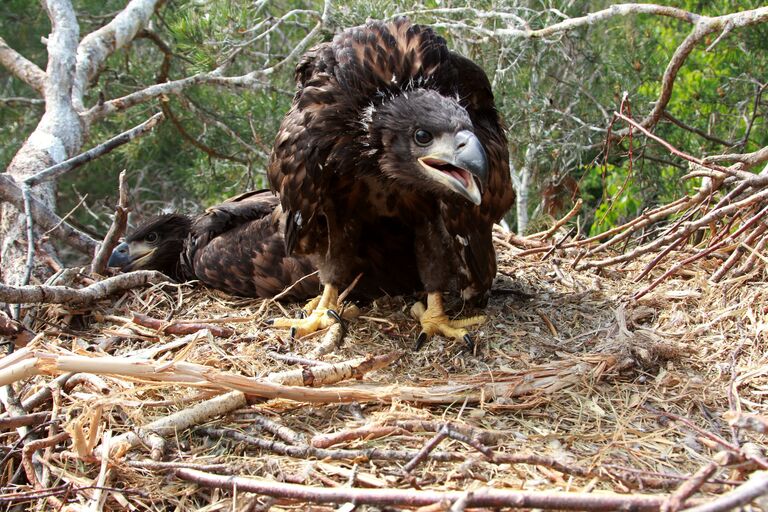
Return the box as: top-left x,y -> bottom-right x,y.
682,471 -> 768,512
24,112 -> 165,188
130,312 -> 235,338
266,353 -> 398,387
311,425 -> 409,448
0,270 -> 171,306
175,467 -> 705,510
100,391 -> 247,457
661,461 -> 718,512
91,170 -> 130,276
0,175 -> 98,255
705,146 -> 768,170
0,411 -> 50,431
0,349 -> 616,406
0,36 -> 46,94
532,199 -> 583,241
402,426 -> 450,474
239,411 -> 306,445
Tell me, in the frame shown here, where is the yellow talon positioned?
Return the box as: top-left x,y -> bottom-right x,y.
411,292 -> 485,350
271,284 -> 341,338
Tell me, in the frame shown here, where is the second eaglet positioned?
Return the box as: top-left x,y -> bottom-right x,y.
268,18 -> 514,348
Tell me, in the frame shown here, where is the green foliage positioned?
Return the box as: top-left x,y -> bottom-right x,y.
1,0 -> 767,240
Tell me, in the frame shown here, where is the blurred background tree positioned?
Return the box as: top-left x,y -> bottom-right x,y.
1,0 -> 765,260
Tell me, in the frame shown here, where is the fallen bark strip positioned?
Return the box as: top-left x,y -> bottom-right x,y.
266,353 -> 400,386
131,312 -> 235,338
0,271 -> 170,305
0,350 -> 616,406
175,468 -> 704,511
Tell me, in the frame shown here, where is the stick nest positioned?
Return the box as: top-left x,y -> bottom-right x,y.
2,235 -> 768,511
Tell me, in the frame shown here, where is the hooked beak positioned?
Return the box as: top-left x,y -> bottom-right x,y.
108,241 -> 154,271
418,130 -> 488,206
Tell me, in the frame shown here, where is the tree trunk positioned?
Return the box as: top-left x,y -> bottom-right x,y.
0,0 -> 82,286
0,0 -> 159,288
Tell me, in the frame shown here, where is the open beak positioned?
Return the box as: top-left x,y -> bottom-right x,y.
108,241 -> 154,271
418,130 -> 488,205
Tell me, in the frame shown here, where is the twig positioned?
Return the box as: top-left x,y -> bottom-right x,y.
91,170 -> 130,275
23,112 -> 165,188
0,174 -> 98,255
266,353 -> 399,387
240,411 -> 306,445
176,467 -> 706,510
661,461 -> 718,512
682,471 -> 768,512
0,411 -> 50,430
402,425 -> 450,474
533,199 -> 583,241
21,185 -> 35,289
131,312 -> 235,338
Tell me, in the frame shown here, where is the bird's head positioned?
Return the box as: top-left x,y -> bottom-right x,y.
108,214 -> 192,279
365,89 -> 488,205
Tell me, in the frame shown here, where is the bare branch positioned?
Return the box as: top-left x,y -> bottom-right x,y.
176,467 -> 704,510
704,146 -> 768,170
0,270 -> 170,305
24,112 -> 165,188
72,0 -> 163,110
662,111 -> 734,147
0,37 -> 46,95
0,97 -> 45,106
0,174 -> 98,255
90,170 -> 130,275
683,471 -> 768,512
83,73 -> 271,124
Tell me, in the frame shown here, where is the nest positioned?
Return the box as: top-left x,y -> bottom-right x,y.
1,236 -> 768,511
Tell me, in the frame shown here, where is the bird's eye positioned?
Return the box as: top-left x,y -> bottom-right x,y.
146,232 -> 158,243
414,129 -> 433,146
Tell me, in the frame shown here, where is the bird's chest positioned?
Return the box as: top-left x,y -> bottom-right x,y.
346,177 -> 437,222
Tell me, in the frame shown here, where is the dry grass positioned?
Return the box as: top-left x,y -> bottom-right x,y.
2,235 -> 768,510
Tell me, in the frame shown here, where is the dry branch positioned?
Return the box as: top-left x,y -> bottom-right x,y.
130,312 -> 235,338
0,271 -> 170,305
0,174 -> 98,255
175,468 -> 704,510
0,350 -> 616,406
91,170 -> 130,275
24,112 -> 165,188
0,36 -> 46,94
683,471 -> 768,512
100,391 -> 247,457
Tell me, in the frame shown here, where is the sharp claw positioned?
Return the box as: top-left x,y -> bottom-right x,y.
463,333 -> 475,354
266,319 -> 274,325
297,310 -> 306,319
326,309 -> 347,338
290,326 -> 298,339
414,331 -> 428,351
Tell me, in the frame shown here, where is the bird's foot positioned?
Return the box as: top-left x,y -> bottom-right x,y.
410,292 -> 485,351
271,285 -> 343,338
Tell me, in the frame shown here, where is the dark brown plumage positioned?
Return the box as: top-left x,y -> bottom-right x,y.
109,190 -> 420,301
268,18 -> 514,346
108,190 -> 320,301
